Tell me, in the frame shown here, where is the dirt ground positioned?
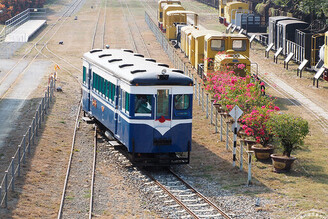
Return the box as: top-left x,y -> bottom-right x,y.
0,0 -> 328,218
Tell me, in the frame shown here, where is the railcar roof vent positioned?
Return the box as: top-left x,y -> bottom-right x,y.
108,59 -> 122,63
145,58 -> 156,63
98,54 -> 112,58
131,70 -> 147,74
158,63 -> 169,68
134,54 -> 144,57
119,64 -> 134,68
123,49 -> 134,53
172,69 -> 184,74
90,49 -> 103,53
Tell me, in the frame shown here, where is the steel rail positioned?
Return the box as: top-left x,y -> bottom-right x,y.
57,0 -> 105,217
121,0 -> 151,57
169,169 -> 231,219
102,0 -> 108,49
89,126 -> 98,219
57,99 -> 82,219
118,0 -> 137,52
91,0 -> 103,50
143,171 -> 199,219
0,0 -> 85,101
143,169 -> 231,219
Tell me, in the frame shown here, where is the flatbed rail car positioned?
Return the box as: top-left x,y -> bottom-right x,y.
82,49 -> 194,166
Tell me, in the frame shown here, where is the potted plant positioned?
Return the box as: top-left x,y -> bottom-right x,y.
266,113 -> 309,172
241,105 -> 280,159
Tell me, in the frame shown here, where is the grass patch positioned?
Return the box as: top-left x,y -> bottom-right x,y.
65,196 -> 74,200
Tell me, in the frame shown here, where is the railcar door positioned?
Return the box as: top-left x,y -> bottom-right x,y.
87,68 -> 91,111
114,83 -> 120,136
154,89 -> 172,137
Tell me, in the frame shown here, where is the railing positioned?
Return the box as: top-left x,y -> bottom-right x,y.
285,39 -> 305,63
145,11 -> 254,185
0,77 -> 55,208
4,8 -> 46,37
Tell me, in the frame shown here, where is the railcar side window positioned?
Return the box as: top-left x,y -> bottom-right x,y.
122,91 -> 130,114
135,95 -> 152,116
83,66 -> 86,83
111,83 -> 115,101
211,39 -> 225,51
174,94 -> 190,110
157,90 -> 169,117
232,40 -> 247,51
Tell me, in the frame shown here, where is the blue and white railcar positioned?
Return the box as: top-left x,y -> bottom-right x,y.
82,49 -> 193,165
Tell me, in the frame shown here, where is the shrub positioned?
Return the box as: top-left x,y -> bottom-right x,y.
266,113 -> 309,157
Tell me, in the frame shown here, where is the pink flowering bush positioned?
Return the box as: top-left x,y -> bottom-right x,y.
205,63 -> 282,146
205,67 -> 269,114
241,105 -> 280,146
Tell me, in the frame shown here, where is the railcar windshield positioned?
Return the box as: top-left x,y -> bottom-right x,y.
232,40 -> 247,51
135,95 -> 152,116
174,94 -> 189,110
157,90 -> 169,117
211,39 -> 225,51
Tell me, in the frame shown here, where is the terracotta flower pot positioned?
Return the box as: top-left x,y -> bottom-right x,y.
251,144 -> 274,160
241,139 -> 257,151
270,154 -> 296,173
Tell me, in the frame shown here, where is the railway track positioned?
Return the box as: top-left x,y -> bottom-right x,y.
57,0 -> 107,218
0,0 -> 86,101
119,0 -> 151,56
56,102 -> 98,219
144,168 -> 231,219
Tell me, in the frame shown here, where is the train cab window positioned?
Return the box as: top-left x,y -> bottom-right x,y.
211,39 -> 225,51
157,90 -> 169,117
135,95 -> 152,116
205,41 -> 207,52
174,94 -> 190,110
122,91 -> 130,114
232,40 -> 247,51
83,66 -> 86,84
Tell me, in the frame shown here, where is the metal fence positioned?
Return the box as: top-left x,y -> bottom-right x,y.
285,39 -> 305,63
0,77 -> 55,208
145,11 -> 254,184
4,8 -> 46,38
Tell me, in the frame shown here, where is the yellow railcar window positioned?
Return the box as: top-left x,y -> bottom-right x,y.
211,39 -> 225,51
232,40 -> 247,51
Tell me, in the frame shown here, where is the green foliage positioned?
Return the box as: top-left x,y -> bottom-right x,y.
0,0 -> 46,23
273,0 -> 290,7
298,0 -> 328,16
266,113 -> 309,157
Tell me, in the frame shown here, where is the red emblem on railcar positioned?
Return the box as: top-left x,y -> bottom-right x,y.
157,116 -> 171,123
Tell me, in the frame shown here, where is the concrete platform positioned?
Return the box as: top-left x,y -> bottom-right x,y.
5,20 -> 46,42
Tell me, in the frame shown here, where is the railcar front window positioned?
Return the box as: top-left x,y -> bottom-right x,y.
157,90 -> 169,117
135,95 -> 152,116
174,94 -> 189,110
211,39 -> 225,51
232,40 -> 247,51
